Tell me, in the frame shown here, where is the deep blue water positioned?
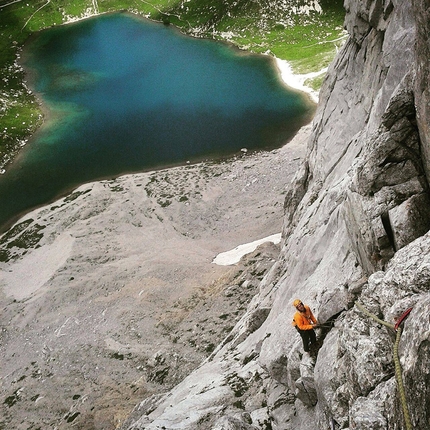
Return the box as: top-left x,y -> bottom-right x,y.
0,12 -> 315,232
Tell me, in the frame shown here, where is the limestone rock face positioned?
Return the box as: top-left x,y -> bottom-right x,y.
413,0 -> 430,177
121,0 -> 430,429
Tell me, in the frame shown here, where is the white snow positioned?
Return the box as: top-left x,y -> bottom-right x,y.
212,233 -> 282,266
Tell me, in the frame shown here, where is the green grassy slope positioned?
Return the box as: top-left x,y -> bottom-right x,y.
0,0 -> 345,170
157,0 -> 345,70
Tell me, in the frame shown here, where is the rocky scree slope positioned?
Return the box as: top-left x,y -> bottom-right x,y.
122,1 -> 430,429
0,138 -> 307,430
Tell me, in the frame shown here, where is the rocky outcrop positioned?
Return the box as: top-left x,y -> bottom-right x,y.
122,0 -> 430,429
413,0 -> 430,177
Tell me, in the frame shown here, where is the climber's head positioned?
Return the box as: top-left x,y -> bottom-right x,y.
293,299 -> 305,311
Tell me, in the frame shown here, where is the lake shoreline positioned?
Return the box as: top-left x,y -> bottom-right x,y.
0,12 -> 315,234
60,10 -> 321,103
1,9 -> 319,177
64,10 -> 322,102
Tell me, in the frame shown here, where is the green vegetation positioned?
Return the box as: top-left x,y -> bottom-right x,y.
159,0 -> 345,73
0,0 -> 345,170
0,218 -> 45,261
5,222 -> 45,249
63,189 -> 91,202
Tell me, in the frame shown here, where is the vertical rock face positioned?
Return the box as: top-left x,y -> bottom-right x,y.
413,0 -> 430,176
122,1 -> 430,429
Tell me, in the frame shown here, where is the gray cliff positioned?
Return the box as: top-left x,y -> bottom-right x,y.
122,0 -> 430,429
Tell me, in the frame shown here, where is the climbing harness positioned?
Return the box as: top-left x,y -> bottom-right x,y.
355,302 -> 413,430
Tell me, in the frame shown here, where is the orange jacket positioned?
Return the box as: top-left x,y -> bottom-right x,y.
292,305 -> 317,330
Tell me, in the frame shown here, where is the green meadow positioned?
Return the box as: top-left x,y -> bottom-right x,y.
0,0 -> 345,169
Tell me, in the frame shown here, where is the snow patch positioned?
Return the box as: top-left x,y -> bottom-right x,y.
213,233 -> 281,266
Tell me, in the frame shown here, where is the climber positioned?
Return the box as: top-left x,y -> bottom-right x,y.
292,299 -> 319,353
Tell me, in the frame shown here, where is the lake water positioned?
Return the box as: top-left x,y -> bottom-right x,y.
0,12 -> 315,232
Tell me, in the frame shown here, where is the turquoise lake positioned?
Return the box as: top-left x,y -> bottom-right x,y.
0,12 -> 315,232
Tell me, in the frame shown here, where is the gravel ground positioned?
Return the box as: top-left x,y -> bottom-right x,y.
0,125 -> 310,429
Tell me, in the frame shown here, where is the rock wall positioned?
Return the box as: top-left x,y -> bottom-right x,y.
122,1 -> 430,429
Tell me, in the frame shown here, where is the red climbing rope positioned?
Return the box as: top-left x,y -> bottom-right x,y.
394,307 -> 413,331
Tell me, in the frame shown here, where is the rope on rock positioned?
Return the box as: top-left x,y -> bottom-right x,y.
355,302 -> 413,430
355,302 -> 395,329
393,326 -> 413,430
